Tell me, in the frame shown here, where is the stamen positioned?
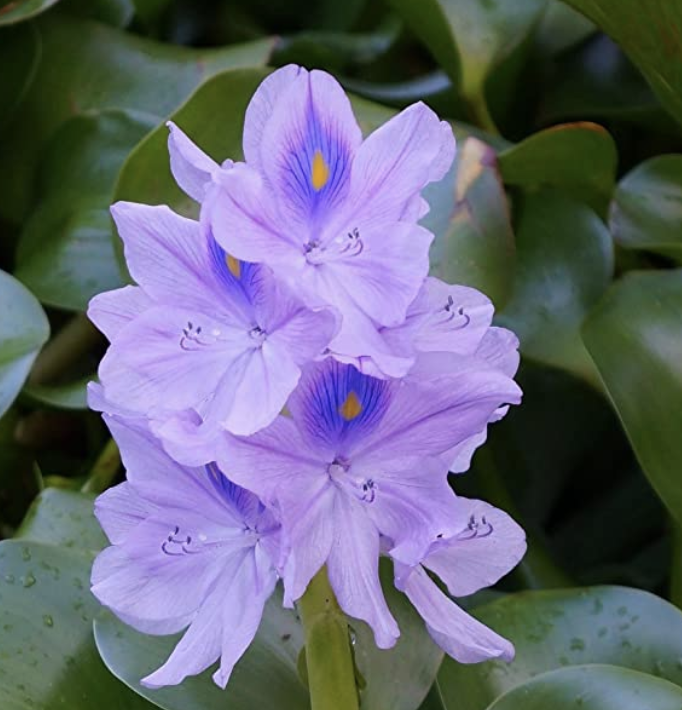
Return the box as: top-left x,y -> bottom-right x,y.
304,228 -> 364,265
360,479 -> 376,503
456,514 -> 494,541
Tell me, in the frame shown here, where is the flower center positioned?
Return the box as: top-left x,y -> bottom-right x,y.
248,325 -> 267,346
326,457 -> 377,504
304,228 -> 364,265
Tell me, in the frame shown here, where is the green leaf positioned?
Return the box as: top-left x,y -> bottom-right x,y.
582,270 -> 682,526
534,2 -> 596,56
426,137 -> 515,308
0,23 -> 41,127
93,557 -> 441,710
498,189 -> 613,385
0,270 -> 49,419
0,12 -> 275,224
386,0 -> 545,127
61,0 -> 135,27
14,109 -> 156,311
22,376 -> 91,410
498,122 -> 617,214
438,585 -> 682,710
610,155 -> 682,260
15,487 -> 106,550
488,665 -> 682,710
94,595 -> 309,710
0,0 -> 59,26
0,541 -> 155,710
558,0 -> 682,128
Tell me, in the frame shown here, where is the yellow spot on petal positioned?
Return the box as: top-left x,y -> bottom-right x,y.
339,391 -> 362,421
311,150 -> 330,191
226,254 -> 241,279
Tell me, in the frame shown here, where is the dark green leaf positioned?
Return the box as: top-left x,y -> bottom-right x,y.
427,137 -> 515,308
0,270 -> 49,418
498,122 -> 617,214
0,541 -> 155,709
15,109 -> 156,311
438,585 -> 682,710
15,488 -> 106,551
610,155 -> 682,260
386,0 -> 545,125
488,665 -> 682,710
534,2 -> 596,56
582,270 -> 682,526
0,13 -> 275,224
0,23 -> 41,127
22,377 -> 91,410
0,0 -> 59,26
94,594 -> 309,710
559,0 -> 682,127
498,190 -> 613,385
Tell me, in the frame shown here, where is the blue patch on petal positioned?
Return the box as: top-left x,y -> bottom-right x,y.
280,94 -> 352,224
205,462 -> 265,527
207,231 -> 264,312
297,360 -> 390,452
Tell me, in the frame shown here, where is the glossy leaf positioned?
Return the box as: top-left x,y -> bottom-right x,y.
610,155 -> 682,259
582,270 -> 682,526
386,0 -> 545,123
498,122 -> 617,214
0,0 -> 59,26
0,13 -> 275,223
94,557 -> 441,710
534,2 -> 596,56
94,595 -> 309,710
15,488 -> 106,550
0,270 -> 49,419
426,137 -> 515,308
438,585 -> 682,710
498,190 -> 613,384
22,377 -> 91,410
0,23 -> 41,127
488,665 -> 682,710
559,0 -> 682,128
15,109 -> 156,311
0,541 -> 155,710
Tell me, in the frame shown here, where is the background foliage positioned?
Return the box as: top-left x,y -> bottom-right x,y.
1,0 -> 682,708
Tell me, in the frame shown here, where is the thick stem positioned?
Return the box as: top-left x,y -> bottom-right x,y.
81,438 -> 120,494
298,567 -> 359,710
465,90 -> 500,136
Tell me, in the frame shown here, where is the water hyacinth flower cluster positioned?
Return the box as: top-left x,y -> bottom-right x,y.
89,64 -> 527,690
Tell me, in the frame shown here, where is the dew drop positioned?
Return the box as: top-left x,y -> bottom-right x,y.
42,615 -> 54,628
21,548 -> 31,562
21,573 -> 36,588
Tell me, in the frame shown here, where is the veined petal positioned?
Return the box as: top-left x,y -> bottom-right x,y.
94,482 -> 155,545
97,306 -> 249,416
327,494 -> 399,649
217,416 -> 327,503
349,101 -> 455,227
384,278 -> 495,356
309,222 -> 432,327
141,560 -> 239,688
259,68 -> 362,232
476,326 -> 520,377
287,359 -> 392,456
205,164 -> 303,264
280,475 -> 337,601
111,203 -> 220,312
400,564 -> 514,663
422,498 -> 527,598
352,364 -> 522,463
243,65 -> 303,171
213,546 -> 278,688
88,286 -> 152,341
167,121 -> 221,202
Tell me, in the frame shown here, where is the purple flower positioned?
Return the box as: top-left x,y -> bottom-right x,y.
89,203 -> 338,439
90,389 -> 280,689
195,358 -> 521,649
393,496 -> 526,663
194,65 -> 455,376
